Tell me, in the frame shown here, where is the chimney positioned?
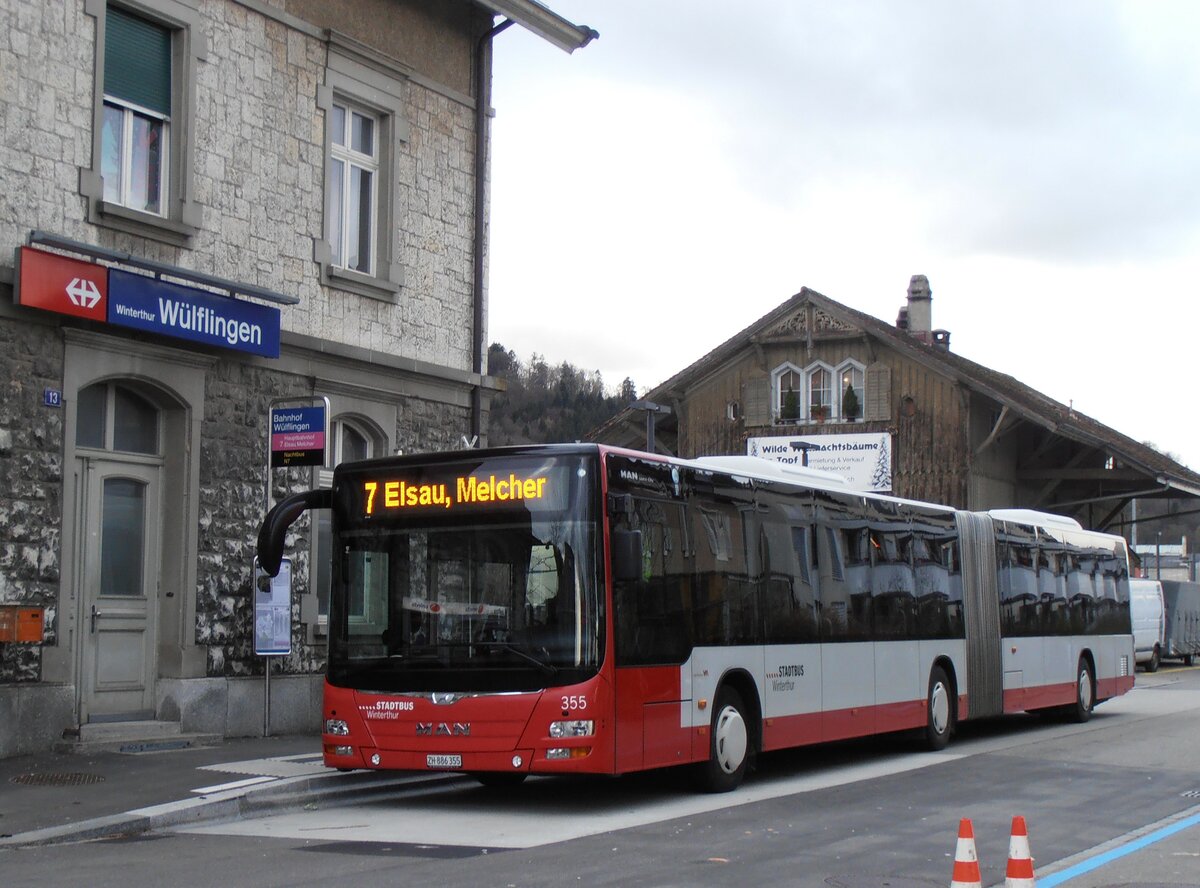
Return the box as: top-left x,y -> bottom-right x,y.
906,274 -> 932,342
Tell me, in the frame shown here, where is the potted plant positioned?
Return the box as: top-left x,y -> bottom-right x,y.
781,389 -> 801,422
842,384 -> 860,422
810,403 -> 830,423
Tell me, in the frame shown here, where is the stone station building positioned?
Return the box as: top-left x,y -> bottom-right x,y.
0,0 -> 595,755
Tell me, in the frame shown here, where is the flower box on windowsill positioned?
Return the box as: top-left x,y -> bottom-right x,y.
810,406 -> 830,423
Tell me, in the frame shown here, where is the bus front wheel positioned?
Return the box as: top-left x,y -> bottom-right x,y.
472,772 -> 528,789
923,665 -> 953,751
698,686 -> 749,793
1069,658 -> 1095,723
1147,646 -> 1161,673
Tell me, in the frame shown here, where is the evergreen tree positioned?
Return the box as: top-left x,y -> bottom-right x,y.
486,343 -> 633,446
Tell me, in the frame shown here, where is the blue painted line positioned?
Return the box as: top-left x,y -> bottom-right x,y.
1039,811 -> 1200,887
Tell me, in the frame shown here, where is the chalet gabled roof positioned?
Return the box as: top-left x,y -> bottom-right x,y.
591,288 -> 1200,499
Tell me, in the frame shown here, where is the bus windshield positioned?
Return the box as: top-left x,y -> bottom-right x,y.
327,453 -> 603,693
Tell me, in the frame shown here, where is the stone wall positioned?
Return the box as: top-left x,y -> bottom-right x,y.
0,317 -> 63,683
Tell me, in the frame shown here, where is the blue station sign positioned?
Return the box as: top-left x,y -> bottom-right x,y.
107,268 -> 281,358
270,404 -> 327,467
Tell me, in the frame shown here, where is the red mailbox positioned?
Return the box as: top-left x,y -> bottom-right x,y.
0,607 -> 44,643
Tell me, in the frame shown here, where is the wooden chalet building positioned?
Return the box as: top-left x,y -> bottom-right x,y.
591,276 -> 1200,532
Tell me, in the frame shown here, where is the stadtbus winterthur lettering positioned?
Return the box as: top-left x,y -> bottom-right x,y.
363,473 -> 548,515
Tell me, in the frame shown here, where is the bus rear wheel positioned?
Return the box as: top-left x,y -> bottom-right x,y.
697,686 -> 750,793
923,665 -> 953,750
1069,658 -> 1095,723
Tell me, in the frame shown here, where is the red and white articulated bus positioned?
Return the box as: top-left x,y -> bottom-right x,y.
256,444 -> 1135,792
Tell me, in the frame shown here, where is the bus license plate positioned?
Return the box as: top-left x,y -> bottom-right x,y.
426,754 -> 462,769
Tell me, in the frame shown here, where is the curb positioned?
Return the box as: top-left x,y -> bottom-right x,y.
0,769 -> 462,848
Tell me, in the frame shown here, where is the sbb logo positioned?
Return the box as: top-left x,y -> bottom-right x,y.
17,247 -> 107,321
66,278 -> 103,309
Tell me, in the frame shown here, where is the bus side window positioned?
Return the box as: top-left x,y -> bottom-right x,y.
759,514 -> 818,644
614,496 -> 691,666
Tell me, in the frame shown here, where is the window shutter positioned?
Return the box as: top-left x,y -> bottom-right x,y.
742,377 -> 769,426
105,7 -> 172,116
864,364 -> 891,421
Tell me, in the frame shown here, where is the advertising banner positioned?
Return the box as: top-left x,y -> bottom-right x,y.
747,432 -> 893,492
254,557 -> 292,656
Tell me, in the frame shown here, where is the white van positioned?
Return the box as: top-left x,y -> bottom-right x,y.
1130,578 -> 1166,672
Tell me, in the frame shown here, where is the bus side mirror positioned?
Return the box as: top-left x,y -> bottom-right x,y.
612,528 -> 643,582
257,489 -> 333,576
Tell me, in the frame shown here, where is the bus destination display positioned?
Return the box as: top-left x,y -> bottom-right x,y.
359,465 -> 566,516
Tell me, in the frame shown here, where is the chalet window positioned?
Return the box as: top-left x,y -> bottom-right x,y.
770,361 -> 868,423
775,365 -> 803,421
808,366 -> 832,418
838,361 -> 865,420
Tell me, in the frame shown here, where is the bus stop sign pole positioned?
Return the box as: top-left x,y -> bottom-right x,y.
261,396 -> 329,736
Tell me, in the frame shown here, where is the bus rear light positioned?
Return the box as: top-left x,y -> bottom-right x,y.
549,719 -> 594,738
325,744 -> 354,757
324,718 -> 350,736
546,747 -> 591,760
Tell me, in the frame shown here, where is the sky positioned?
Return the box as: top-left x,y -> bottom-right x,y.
486,1 -> 1200,470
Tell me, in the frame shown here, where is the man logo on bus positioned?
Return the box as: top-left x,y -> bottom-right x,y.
416,722 -> 471,736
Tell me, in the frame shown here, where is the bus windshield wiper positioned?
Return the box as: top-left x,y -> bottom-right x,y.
475,640 -> 558,675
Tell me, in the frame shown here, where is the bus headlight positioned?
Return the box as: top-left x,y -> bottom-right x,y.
324,718 -> 350,736
549,719 -> 594,738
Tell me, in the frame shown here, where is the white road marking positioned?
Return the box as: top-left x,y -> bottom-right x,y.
198,755 -> 330,779
192,776 -> 279,795
178,750 -> 963,848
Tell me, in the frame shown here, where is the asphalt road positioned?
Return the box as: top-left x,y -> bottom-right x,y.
8,667 -> 1200,888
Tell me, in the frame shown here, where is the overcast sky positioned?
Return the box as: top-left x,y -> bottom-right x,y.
487,2 -> 1200,469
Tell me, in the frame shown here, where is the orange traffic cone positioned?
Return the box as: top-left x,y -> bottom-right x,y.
950,818 -> 982,888
1005,815 -> 1036,887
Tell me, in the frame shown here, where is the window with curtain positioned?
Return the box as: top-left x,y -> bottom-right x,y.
101,7 -> 171,215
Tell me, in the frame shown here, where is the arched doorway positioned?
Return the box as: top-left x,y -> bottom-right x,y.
75,381 -> 164,719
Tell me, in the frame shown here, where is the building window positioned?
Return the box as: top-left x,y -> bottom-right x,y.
837,361 -> 865,421
101,8 -> 170,215
82,0 -> 204,243
775,365 -> 803,422
772,361 -> 868,423
329,103 -> 379,275
808,366 -> 832,419
76,382 -> 161,456
315,47 -> 410,299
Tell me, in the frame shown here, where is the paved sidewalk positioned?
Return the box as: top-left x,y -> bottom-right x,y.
0,734 -> 454,847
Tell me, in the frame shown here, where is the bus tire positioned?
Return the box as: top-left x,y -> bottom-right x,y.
698,686 -> 750,793
472,772 -> 528,789
1070,658 -> 1095,723
1147,646 -> 1160,673
923,665 -> 953,751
